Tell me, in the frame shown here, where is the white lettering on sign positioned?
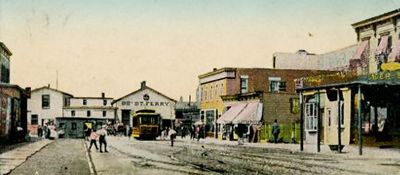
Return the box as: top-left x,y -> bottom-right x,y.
122,101 -> 170,106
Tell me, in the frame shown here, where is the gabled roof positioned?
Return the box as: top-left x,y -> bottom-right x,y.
31,86 -> 73,97
112,85 -> 177,104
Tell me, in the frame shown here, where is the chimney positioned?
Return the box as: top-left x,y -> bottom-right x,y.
141,81 -> 146,89
213,68 -> 217,71
47,84 -> 50,88
25,87 -> 31,98
101,92 -> 105,98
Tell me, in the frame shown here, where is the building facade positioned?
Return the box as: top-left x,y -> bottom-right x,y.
27,86 -> 73,134
113,81 -> 176,129
60,93 -> 116,138
199,68 -> 332,142
297,9 -> 400,150
0,42 -> 30,144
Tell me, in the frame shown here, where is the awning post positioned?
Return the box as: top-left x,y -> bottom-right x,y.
358,85 -> 362,155
300,92 -> 304,151
317,90 -> 321,152
337,88 -> 342,153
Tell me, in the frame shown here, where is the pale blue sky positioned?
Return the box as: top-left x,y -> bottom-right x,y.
0,0 -> 398,99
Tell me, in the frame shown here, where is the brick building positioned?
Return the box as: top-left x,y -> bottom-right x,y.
199,68 -> 332,142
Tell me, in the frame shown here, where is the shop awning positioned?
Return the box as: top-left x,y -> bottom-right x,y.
232,102 -> 263,125
353,40 -> 369,60
217,103 -> 247,124
388,40 -> 400,62
376,35 -> 389,55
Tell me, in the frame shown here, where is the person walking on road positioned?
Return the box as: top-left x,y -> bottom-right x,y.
97,125 -> 108,153
88,129 -> 99,152
127,126 -> 132,140
272,119 -> 280,144
169,128 -> 177,147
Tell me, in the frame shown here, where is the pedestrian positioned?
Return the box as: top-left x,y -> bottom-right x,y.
169,128 -> 177,147
85,126 -> 92,141
37,125 -> 43,137
272,119 -> 280,144
88,129 -> 99,152
43,124 -> 48,139
128,126 -> 132,140
190,125 -> 195,140
97,125 -> 108,153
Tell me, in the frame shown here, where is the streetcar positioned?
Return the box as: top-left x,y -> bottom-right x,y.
131,109 -> 161,140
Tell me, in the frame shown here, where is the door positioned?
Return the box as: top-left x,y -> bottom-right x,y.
121,110 -> 131,126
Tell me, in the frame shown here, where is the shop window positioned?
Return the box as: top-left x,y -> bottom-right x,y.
305,102 -> 318,131
240,75 -> 248,93
59,123 -> 65,129
71,110 -> 75,117
42,94 -> 50,109
31,115 -> 38,125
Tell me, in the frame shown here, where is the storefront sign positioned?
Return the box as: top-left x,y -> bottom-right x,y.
121,101 -> 171,106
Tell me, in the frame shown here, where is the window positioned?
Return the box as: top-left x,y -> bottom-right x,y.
279,81 -> 287,92
103,111 -> 106,117
42,95 -> 50,109
31,115 -> 38,125
71,110 -> 75,117
0,64 -> 9,83
210,86 -> 213,99
215,84 -> 218,98
339,101 -> 345,127
269,77 -> 286,92
327,108 -> 332,126
63,97 -> 70,107
220,83 -> 224,95
200,86 -> 203,101
71,122 -> 77,130
59,123 -> 65,129
83,99 -> 87,105
87,110 -> 91,117
103,100 -> 107,106
305,102 -> 318,131
240,75 -> 248,93
204,87 -> 207,100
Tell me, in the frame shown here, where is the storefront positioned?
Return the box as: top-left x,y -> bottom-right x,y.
297,70 -> 400,154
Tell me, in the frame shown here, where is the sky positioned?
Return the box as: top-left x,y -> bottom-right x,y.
0,0 -> 398,101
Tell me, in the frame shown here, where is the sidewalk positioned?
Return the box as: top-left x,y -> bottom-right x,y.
0,139 -> 53,174
175,137 -> 400,159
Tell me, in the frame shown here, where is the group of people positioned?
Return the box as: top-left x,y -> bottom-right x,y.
86,125 -> 108,153
37,124 -> 60,139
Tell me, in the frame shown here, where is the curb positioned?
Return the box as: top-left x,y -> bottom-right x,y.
83,140 -> 97,175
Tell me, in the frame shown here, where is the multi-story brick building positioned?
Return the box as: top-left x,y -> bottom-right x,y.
199,68 -> 332,142
0,42 -> 30,144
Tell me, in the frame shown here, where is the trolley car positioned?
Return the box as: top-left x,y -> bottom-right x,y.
132,109 -> 161,140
